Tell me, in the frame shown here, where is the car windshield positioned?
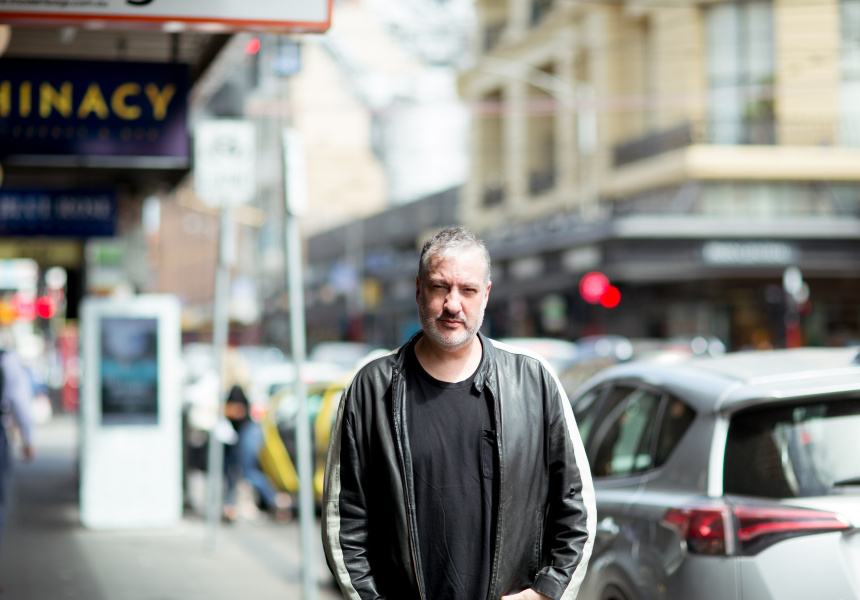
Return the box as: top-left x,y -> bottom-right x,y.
724,395 -> 860,498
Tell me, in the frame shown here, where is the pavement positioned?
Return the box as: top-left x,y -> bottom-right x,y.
0,414 -> 344,600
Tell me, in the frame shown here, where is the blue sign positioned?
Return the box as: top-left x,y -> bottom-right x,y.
0,58 -> 189,164
0,189 -> 116,237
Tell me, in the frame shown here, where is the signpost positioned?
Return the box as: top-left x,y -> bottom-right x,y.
282,127 -> 317,600
193,119 -> 255,551
0,0 -> 332,33
194,120 -> 257,207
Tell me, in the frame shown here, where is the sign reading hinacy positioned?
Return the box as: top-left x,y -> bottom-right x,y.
0,58 -> 189,165
0,0 -> 332,33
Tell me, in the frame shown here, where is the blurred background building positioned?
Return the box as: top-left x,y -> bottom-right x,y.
457,0 -> 860,350
0,0 -> 858,416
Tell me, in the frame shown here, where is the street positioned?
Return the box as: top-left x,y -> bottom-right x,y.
0,414 -> 343,600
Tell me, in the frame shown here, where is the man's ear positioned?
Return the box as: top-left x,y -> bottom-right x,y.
483,281 -> 492,308
415,276 -> 421,302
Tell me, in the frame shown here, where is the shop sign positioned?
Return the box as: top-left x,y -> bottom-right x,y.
0,0 -> 331,33
0,58 -> 189,165
702,241 -> 795,265
0,189 -> 115,237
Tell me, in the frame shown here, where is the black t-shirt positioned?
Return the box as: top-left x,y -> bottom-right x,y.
405,344 -> 497,600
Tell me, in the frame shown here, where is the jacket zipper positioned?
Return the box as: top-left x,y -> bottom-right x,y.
486,384 -> 502,600
392,366 -> 425,600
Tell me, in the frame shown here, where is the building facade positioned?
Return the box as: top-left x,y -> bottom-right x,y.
458,0 -> 860,349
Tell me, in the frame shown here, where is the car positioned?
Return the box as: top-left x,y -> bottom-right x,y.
497,337 -> 580,374
259,348 -> 390,507
568,346 -> 860,600
308,341 -> 380,372
575,334 -> 635,363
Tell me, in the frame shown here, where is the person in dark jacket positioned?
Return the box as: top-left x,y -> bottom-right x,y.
322,226 -> 595,600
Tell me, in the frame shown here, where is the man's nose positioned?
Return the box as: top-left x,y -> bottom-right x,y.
444,290 -> 463,314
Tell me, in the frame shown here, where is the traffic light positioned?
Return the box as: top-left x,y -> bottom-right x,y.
579,271 -> 620,308
245,37 -> 261,54
36,295 -> 57,319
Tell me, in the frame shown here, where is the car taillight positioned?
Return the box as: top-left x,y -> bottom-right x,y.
663,507 -> 732,555
663,504 -> 852,557
734,505 -> 851,556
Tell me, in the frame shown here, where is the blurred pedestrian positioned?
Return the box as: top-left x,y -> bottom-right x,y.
0,336 -> 35,561
222,350 -> 290,522
322,226 -> 595,600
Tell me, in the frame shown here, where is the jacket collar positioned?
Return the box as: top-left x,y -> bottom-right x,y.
396,329 -> 495,393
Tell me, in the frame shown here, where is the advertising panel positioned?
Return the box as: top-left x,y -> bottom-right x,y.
0,58 -> 189,165
0,189 -> 115,236
99,316 -> 159,426
79,294 -> 182,529
0,0 -> 332,33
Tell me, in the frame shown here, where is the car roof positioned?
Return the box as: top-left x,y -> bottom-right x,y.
577,346 -> 860,413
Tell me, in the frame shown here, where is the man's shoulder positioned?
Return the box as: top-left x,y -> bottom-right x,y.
350,347 -> 399,385
487,338 -> 543,364
486,338 -> 559,379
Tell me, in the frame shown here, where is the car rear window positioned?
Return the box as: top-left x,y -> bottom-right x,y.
724,395 -> 860,498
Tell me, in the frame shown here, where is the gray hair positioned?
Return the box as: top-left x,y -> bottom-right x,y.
418,226 -> 491,285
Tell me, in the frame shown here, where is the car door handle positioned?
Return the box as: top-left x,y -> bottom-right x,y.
596,516 -> 619,537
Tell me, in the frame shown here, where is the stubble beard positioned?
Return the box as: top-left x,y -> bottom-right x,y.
417,295 -> 484,352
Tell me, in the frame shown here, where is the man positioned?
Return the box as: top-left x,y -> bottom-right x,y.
0,340 -> 35,556
322,226 -> 595,600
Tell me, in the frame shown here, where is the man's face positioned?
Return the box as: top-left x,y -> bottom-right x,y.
416,248 -> 491,352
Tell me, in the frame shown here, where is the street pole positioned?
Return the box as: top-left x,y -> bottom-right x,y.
283,127 -> 318,600
194,119 -> 255,551
205,205 -> 235,551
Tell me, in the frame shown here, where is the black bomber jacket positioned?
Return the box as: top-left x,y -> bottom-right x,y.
322,331 -> 596,600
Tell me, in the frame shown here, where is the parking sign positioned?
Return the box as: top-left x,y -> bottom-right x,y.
193,120 -> 256,207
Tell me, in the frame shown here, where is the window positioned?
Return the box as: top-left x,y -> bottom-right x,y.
527,64 -> 557,197
840,0 -> 860,145
724,396 -> 860,498
655,397 -> 696,467
576,384 -> 636,452
590,387 -> 662,477
481,90 -> 505,207
531,0 -> 552,25
705,1 -> 775,144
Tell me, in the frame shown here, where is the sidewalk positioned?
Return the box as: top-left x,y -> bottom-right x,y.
0,415 -> 343,600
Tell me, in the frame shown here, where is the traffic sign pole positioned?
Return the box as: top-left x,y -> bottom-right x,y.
283,128 -> 318,600
205,206 -> 235,551
193,119 -> 255,551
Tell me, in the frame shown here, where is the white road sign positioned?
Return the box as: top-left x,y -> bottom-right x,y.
194,120 -> 256,207
0,0 -> 331,33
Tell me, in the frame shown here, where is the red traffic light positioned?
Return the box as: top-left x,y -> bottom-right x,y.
579,272 -> 620,308
579,271 -> 610,304
36,296 -> 57,319
599,285 -> 621,308
245,37 -> 261,55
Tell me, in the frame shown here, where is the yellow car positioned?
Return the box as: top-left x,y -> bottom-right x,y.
258,375 -> 349,505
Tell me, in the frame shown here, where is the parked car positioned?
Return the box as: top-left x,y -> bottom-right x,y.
308,341 -> 380,372
260,348 -> 390,507
569,346 -> 860,600
497,337 -> 580,375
